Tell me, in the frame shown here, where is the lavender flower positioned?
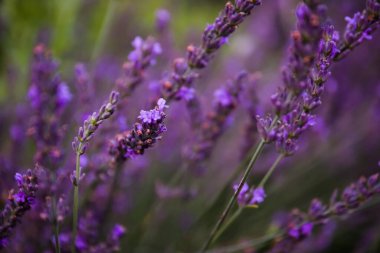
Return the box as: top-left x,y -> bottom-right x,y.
61,211 -> 126,253
72,91 -> 119,156
109,98 -> 168,163
187,0 -> 261,69
270,173 -> 380,253
185,72 -> 247,174
116,36 -> 162,98
28,44 -> 72,166
257,2 -> 335,156
335,0 -> 380,61
155,9 -> 171,33
160,0 -> 261,102
233,183 -> 266,207
0,169 -> 38,249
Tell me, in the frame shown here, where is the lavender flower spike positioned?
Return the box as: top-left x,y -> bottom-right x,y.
0,169 -> 38,249
116,36 -> 161,98
335,0 -> 380,60
186,72 -> 247,174
270,173 -> 380,253
161,0 -> 262,102
72,91 -> 119,156
187,0 -> 262,69
109,98 -> 168,163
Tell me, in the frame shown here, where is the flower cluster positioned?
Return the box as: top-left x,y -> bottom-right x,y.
59,211 -> 126,252
109,98 -> 168,163
0,169 -> 38,249
335,0 -> 380,60
116,36 -> 162,98
257,1 -> 340,156
185,72 -> 247,174
28,44 -> 72,166
160,0 -> 261,102
233,183 -> 266,207
270,173 -> 380,253
187,0 -> 262,69
72,91 -> 119,155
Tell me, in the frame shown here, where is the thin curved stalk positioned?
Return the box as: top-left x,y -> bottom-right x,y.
210,154 -> 285,246
71,145 -> 82,253
200,139 -> 266,252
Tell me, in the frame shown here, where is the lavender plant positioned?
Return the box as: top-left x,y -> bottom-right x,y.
0,0 -> 380,252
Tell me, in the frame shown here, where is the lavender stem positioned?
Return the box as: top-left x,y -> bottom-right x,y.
200,138 -> 266,252
211,154 -> 284,246
71,146 -> 81,253
258,154 -> 285,188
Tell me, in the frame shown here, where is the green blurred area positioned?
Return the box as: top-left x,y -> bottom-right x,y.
0,0 -> 222,102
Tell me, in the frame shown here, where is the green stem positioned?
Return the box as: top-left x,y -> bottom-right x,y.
212,207 -> 243,245
71,147 -> 82,253
205,232 -> 281,253
200,139 -> 266,252
129,164 -> 187,251
258,154 -> 284,188
210,154 -> 285,246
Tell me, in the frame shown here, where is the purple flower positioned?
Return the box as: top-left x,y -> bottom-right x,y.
177,86 -> 195,101
186,72 -> 246,175
300,222 -> 313,236
14,173 -> 23,185
72,91 -> 119,155
251,187 -> 266,204
57,82 -> 72,107
233,183 -> 266,207
272,172 -> 380,252
214,88 -> 233,107
109,98 -> 168,162
0,169 -> 38,248
111,224 -> 126,241
117,36 -> 162,98
160,0 -> 261,101
155,9 -> 171,32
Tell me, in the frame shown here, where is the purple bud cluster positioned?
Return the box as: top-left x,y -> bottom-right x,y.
60,211 -> 126,252
233,183 -> 266,207
271,173 -> 380,253
270,2 -> 326,115
109,98 -> 168,163
336,0 -> 380,60
188,0 -> 261,69
0,169 -> 38,248
160,0 -> 261,102
116,36 -> 162,98
257,2 -> 341,156
28,44 -> 72,166
155,9 -> 171,33
185,72 -> 246,174
72,91 -> 119,155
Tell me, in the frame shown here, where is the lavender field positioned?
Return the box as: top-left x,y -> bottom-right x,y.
0,0 -> 380,252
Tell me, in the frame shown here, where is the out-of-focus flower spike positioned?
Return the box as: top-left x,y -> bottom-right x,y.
0,168 -> 39,249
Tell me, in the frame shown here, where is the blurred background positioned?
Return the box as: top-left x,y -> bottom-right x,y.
1,0 -> 380,252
